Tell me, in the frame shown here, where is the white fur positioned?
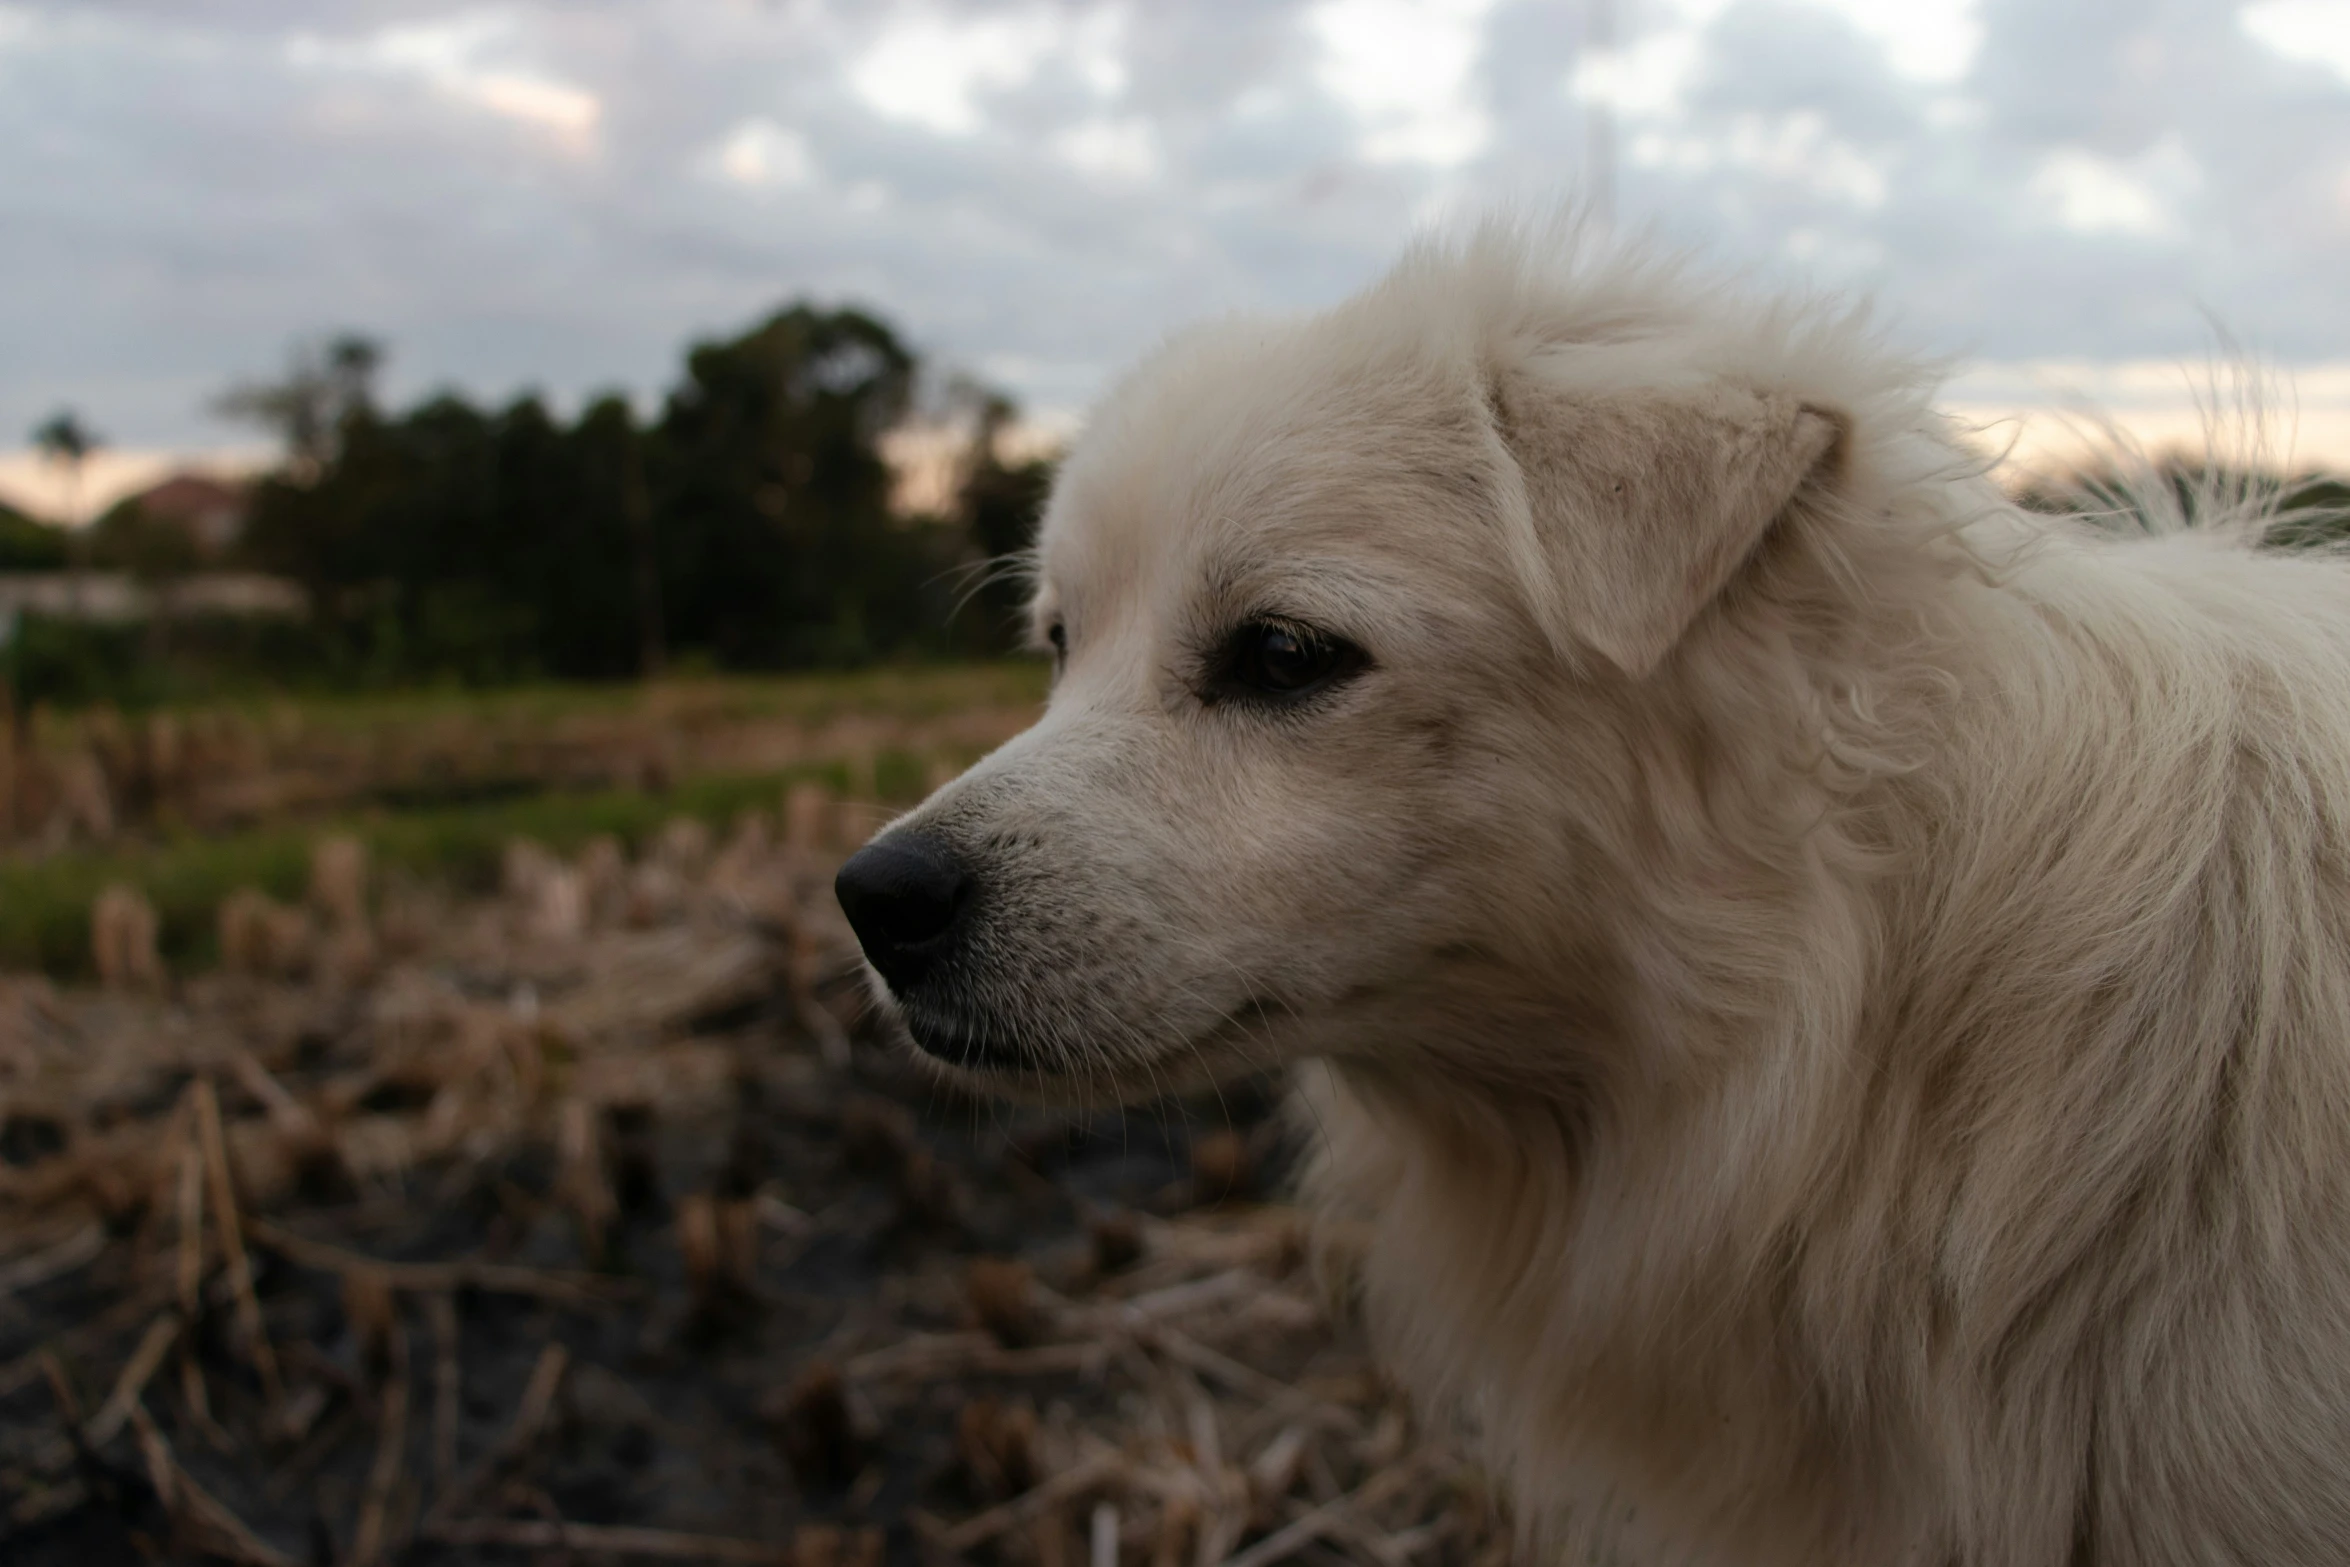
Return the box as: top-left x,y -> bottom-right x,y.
871,218 -> 2350,1563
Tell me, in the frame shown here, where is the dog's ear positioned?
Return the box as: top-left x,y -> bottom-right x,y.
1487,363 -> 1847,676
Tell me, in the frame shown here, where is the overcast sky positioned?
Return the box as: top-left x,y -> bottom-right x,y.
4,0 -> 2349,510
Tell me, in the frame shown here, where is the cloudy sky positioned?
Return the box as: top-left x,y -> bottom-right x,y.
3,0 -> 2349,512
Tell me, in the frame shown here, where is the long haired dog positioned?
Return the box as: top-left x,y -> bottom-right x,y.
835,222 -> 2350,1564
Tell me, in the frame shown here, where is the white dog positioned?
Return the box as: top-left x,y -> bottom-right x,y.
835,220 -> 2350,1564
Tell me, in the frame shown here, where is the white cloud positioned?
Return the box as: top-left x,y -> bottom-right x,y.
1054,116 -> 1157,180
288,13 -> 601,149
2029,138 -> 2198,237
467,72 -> 598,137
1310,0 -> 1497,166
7,0 -> 2350,460
849,9 -> 1061,137
1576,0 -> 1977,122
707,117 -> 815,188
1632,111 -> 1890,207
847,4 -> 1132,143
1573,28 -> 1706,119
2243,0 -> 2350,85
356,15 -> 502,81
1802,0 -> 1980,84
1061,7 -> 1132,101
1780,226 -> 1887,274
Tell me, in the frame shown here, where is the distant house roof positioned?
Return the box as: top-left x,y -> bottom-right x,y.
131,472 -> 249,553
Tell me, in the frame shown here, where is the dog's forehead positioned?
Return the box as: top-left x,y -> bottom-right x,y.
1040,317 -> 1492,619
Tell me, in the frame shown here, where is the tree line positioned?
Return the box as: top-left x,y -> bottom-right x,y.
6,302 -> 1052,704
15,305 -> 2349,711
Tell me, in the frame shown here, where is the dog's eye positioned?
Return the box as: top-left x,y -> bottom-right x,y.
1213,620 -> 1367,703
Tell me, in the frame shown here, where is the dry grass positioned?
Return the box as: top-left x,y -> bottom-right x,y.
1,663 -> 1045,851
0,664 -> 1045,979
0,792 -> 1510,1565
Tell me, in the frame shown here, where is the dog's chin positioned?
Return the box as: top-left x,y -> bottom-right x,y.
878,998 -> 1260,1105
897,1007 -> 1051,1077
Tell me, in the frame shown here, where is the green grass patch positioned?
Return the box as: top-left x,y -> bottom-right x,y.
0,751 -> 947,979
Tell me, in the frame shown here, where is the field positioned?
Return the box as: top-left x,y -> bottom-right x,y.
0,666 -> 1047,978
0,668 -> 1505,1567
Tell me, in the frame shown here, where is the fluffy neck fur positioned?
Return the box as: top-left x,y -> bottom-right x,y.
1307,424 -> 2350,1564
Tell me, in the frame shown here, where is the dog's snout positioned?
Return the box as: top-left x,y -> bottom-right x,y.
834,832 -> 971,990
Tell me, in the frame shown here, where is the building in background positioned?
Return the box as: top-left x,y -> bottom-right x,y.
120,473 -> 248,558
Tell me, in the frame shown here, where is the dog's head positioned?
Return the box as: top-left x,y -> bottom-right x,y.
837,233 -> 1860,1099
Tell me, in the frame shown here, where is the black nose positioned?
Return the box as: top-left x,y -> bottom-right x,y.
834,833 -> 971,991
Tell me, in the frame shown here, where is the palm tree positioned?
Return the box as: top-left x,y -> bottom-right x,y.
213,333 -> 381,480
31,408 -> 101,614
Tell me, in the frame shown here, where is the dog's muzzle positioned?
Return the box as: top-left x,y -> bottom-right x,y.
834,831 -> 971,993
835,830 -> 1071,1075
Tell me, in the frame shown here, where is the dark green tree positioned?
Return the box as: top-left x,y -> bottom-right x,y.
649,304 -> 952,667
0,501 -> 68,570
30,409 -> 98,508
31,408 -> 102,613
216,334 -> 384,481
949,386 -> 1056,653
226,300 -> 1045,688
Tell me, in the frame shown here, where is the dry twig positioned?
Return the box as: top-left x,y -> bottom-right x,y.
0,1222 -> 106,1296
934,1450 -> 1127,1554
170,1115 -> 230,1444
0,1281 -> 174,1398
83,1310 -> 182,1447
426,1291 -> 460,1497
229,1047 -> 326,1143
1216,1463 -> 1420,1567
423,1516 -> 794,1562
245,1217 -> 634,1305
127,1400 -> 301,1567
192,1077 -> 287,1419
427,1341 -> 568,1528
844,1330 -> 1109,1383
346,1312 -> 411,1567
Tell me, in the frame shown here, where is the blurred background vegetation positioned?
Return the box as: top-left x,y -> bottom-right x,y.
5,292 -> 2347,981
13,287 -> 2350,721
2,298 -> 1052,712
0,299 -> 1058,976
